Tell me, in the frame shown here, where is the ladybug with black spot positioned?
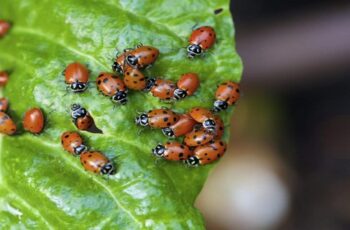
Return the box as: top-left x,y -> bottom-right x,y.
150,78 -> 176,101
174,73 -> 200,100
187,26 -> 216,58
123,67 -> 147,90
152,141 -> 193,161
162,114 -> 197,138
61,131 -> 88,156
0,111 -> 16,135
186,139 -> 227,166
126,45 -> 159,69
96,72 -> 128,105
64,62 -> 89,93
80,151 -> 116,175
112,50 -> 131,75
184,126 -> 215,147
135,108 -> 179,128
189,107 -> 216,132
70,104 -> 93,131
213,81 -> 240,112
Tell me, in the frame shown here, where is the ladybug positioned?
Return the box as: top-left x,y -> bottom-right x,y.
96,72 -> 128,104
0,71 -> 9,86
213,81 -> 240,112
152,141 -> 193,161
186,140 -> 227,166
135,109 -> 179,128
150,79 -> 176,100
0,20 -> 10,37
189,107 -> 216,132
0,98 -> 9,112
126,45 -> 159,69
80,151 -> 116,175
174,73 -> 200,100
61,131 -> 88,156
187,26 -> 216,58
123,67 -> 147,90
64,62 -> 89,93
0,111 -> 16,135
71,104 -> 93,131
23,107 -> 45,134
213,115 -> 225,139
184,126 -> 215,147
112,50 -> 131,75
162,114 -> 197,138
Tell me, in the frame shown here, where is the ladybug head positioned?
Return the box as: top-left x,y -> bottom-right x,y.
126,54 -> 138,67
73,144 -> 88,156
203,119 -> 216,133
112,61 -> 123,74
186,156 -> 200,166
143,78 -> 156,92
112,91 -> 128,105
162,127 -> 175,138
101,162 -> 116,175
173,88 -> 187,100
187,44 -> 202,58
213,100 -> 228,112
71,82 -> 87,93
135,113 -> 149,126
152,144 -> 165,157
71,104 -> 87,119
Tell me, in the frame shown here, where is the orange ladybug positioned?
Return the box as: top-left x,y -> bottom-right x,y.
64,62 -> 89,93
112,50 -> 131,75
184,126 -> 215,147
80,151 -> 115,175
213,115 -> 225,139
126,45 -> 159,69
187,26 -> 216,58
71,104 -> 93,130
213,81 -> 240,112
0,20 -> 10,37
0,111 -> 16,135
96,72 -> 128,104
174,73 -> 200,100
189,107 -> 216,132
0,71 -> 9,86
23,108 -> 45,134
150,79 -> 176,100
162,114 -> 197,138
135,108 -> 179,128
61,131 -> 88,156
152,141 -> 193,161
186,140 -> 227,166
0,98 -> 9,112
123,67 -> 147,90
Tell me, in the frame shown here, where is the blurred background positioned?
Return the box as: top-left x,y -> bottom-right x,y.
196,0 -> 350,229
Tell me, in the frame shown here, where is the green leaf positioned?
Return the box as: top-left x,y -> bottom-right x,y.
0,0 -> 242,228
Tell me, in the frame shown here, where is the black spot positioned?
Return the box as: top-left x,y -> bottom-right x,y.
98,73 -> 104,78
103,78 -> 109,83
173,117 -> 177,122
219,141 -> 224,146
195,108 -> 199,111
126,72 -> 130,75
217,154 -> 221,158
165,97 -> 171,100
200,29 -> 204,32
61,140 -> 64,144
214,8 -> 223,14
203,136 -> 207,140
197,141 -> 201,145
219,126 -> 223,130
140,78 -> 145,81
209,33 -> 212,36
134,73 -> 139,77
167,122 -> 171,126
163,117 -> 169,122
64,134 -> 69,138
205,153 -> 208,156
179,153 -> 184,157
133,81 -> 138,84
147,48 -> 152,51
193,135 -> 197,139
152,54 -> 155,57
84,160 -> 87,164
163,110 -> 168,114
166,92 -> 170,95
236,89 -> 240,93
207,158 -> 211,161
88,154 -> 92,157
97,80 -> 101,85
180,145 -> 185,149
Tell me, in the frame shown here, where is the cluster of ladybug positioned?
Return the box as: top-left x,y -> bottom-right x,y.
0,20 -> 241,175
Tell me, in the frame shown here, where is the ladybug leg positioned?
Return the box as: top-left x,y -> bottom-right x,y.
191,23 -> 199,31
154,158 -> 166,166
136,42 -> 143,48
